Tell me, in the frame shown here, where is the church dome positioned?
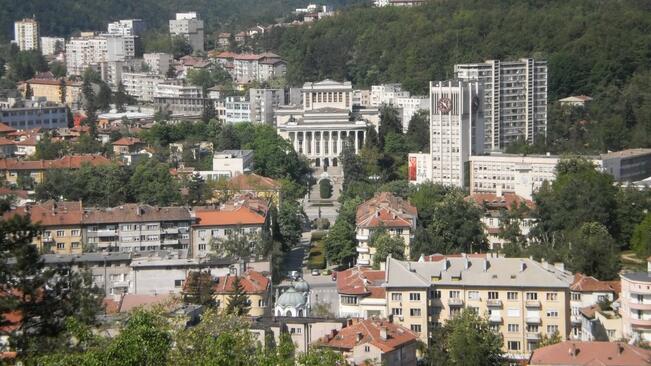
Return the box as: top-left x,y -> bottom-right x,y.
294,279 -> 310,293
277,287 -> 307,308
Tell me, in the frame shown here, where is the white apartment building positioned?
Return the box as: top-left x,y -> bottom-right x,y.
455,59 -> 548,151
40,37 -> 64,56
429,80 -> 484,187
233,53 -> 286,84
121,72 -> 166,102
395,96 -> 429,131
154,82 -> 202,99
65,34 -> 135,76
143,53 -> 172,75
371,84 -> 429,131
198,149 -> 255,180
169,12 -> 204,52
370,84 -> 409,107
14,18 -> 39,51
107,19 -> 145,37
353,89 -> 371,107
224,96 -> 251,123
249,88 -> 285,124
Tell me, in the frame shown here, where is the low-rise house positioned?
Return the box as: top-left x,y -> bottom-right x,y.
559,95 -> 593,107
355,192 -> 417,266
198,149 -> 254,180
215,173 -> 281,205
0,123 -> 17,136
569,273 -> 620,339
336,266 -> 386,318
112,136 -> 145,156
466,192 -> 534,250
3,200 -> 83,254
317,318 -> 419,366
0,187 -> 31,206
213,268 -> 271,317
82,204 -> 193,252
528,341 -> 651,365
191,195 -> 269,258
0,138 -> 16,158
250,316 -> 346,354
0,155 -> 112,185
579,304 -> 623,342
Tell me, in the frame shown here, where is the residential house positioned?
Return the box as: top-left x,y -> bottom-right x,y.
250,316 -> 346,354
569,273 -> 620,339
216,33 -> 231,49
0,187 -> 31,207
198,150 -> 254,180
579,304 -> 623,342
214,268 -> 271,317
317,318 -> 419,366
215,173 -> 281,205
528,341 -> 651,366
82,204 -> 193,252
355,192 -> 417,266
112,136 -> 145,156
2,200 -> 83,254
337,266 -> 386,318
620,257 -> 651,343
466,192 -> 535,250
0,137 -> 16,158
559,95 -> 593,107
385,254 -> 574,360
191,195 -> 269,258
0,155 -> 112,185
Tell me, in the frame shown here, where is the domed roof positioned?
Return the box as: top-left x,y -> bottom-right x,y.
277,287 -> 307,308
294,279 -> 310,293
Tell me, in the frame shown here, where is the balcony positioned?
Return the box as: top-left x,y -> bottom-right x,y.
629,317 -> 651,328
571,315 -> 582,324
525,300 -> 542,308
486,299 -> 503,308
356,246 -> 369,253
356,234 -> 369,241
112,281 -> 130,288
42,236 -> 54,243
162,239 -> 179,245
628,302 -> 651,311
97,229 -> 118,237
526,332 -> 541,341
488,314 -> 502,323
162,227 -> 179,234
526,316 -> 541,324
448,298 -> 464,307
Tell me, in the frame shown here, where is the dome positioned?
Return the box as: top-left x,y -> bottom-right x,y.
294,279 -> 310,293
277,287 -> 307,308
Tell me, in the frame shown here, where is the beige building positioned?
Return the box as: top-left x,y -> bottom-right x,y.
355,192 -> 417,266
384,254 -> 573,361
24,77 -> 83,108
14,18 -> 39,51
336,267 -> 386,318
250,317 -> 346,353
213,269 -> 270,317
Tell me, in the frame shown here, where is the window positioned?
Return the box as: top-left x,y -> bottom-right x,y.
508,324 -> 519,332
507,341 -> 520,351
198,244 -> 207,251
546,310 -> 559,318
410,324 -> 421,333
450,308 -> 461,317
391,308 -> 402,316
56,242 -> 65,249
488,291 -> 499,300
71,229 -> 80,236
449,290 -> 460,299
56,230 -> 65,237
71,242 -> 80,249
507,308 -> 520,317
341,296 -> 358,305
391,293 -> 402,301
527,325 -> 539,332
295,327 -> 302,334
409,293 -> 421,301
571,293 -> 581,301
542,322 -> 558,333
507,292 -> 518,300
432,290 -> 441,299
410,308 -> 421,317
526,292 -> 538,300
606,329 -> 616,338
468,291 -> 480,300
546,292 -> 558,301
489,324 -> 500,333
174,279 -> 184,288
364,345 -> 370,352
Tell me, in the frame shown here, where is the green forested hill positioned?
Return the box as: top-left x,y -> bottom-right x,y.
0,0 -> 367,40
261,0 -> 651,153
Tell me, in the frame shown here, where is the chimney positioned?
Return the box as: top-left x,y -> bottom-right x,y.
356,332 -> 364,343
442,259 -> 448,271
482,259 -> 489,272
520,261 -> 526,272
379,327 -> 388,341
554,262 -> 565,271
463,256 -> 469,270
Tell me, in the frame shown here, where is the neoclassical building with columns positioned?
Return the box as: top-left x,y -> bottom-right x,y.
276,80 -> 368,168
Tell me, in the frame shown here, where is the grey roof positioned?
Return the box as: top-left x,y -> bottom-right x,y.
42,252 -> 132,264
385,256 -> 573,289
276,287 -> 307,307
215,149 -> 254,158
621,271 -> 651,283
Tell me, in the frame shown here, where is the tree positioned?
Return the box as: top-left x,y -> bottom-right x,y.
406,110 -> 429,152
278,201 -> 304,247
370,231 -> 405,269
128,158 -> 180,206
186,173 -> 208,205
95,82 -> 112,112
81,77 -> 97,137
631,213 -> 651,259
58,78 -> 66,104
114,81 -> 128,112
24,82 -> 33,99
0,215 -> 104,357
35,133 -> 67,160
182,271 -> 215,306
103,310 -> 171,366
217,123 -> 241,150
166,64 -> 176,79
50,61 -> 66,78
171,36 -> 192,58
211,230 -> 266,260
324,198 -> 361,267
378,105 -> 402,149
340,136 -> 365,192
424,310 -> 503,366
225,276 -> 250,316
566,222 -> 621,280
319,179 -> 333,199
296,348 -> 345,366
539,331 -> 562,348
408,182 -> 451,225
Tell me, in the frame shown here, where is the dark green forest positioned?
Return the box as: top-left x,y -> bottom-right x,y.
0,0 -> 367,40
258,0 -> 651,153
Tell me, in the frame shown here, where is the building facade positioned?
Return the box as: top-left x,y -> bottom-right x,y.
14,18 -> 39,51
455,59 -> 548,151
40,37 -> 65,56
143,53 -> 172,75
336,267 -> 386,318
169,12 -> 204,52
620,258 -> 651,343
107,19 -> 146,37
213,269 -> 271,317
249,88 -> 285,124
429,80 -> 484,187
0,100 -> 69,130
224,96 -> 251,123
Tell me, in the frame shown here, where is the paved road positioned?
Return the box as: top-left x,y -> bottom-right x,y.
304,272 -> 339,317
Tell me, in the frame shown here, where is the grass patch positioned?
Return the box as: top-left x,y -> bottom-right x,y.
311,230 -> 327,242
308,241 -> 326,270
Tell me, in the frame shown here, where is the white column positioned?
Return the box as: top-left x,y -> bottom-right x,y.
291,132 -> 298,152
301,132 -> 306,155
320,132 -> 325,157
361,130 -> 366,149
311,131 -> 316,157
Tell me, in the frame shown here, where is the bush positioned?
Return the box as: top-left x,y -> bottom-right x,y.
311,231 -> 327,242
319,179 -> 333,199
315,218 -> 330,230
308,241 -> 326,270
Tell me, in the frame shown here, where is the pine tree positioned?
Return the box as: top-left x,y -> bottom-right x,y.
182,271 -> 214,306
24,82 -> 33,99
59,78 -> 66,104
166,64 -> 176,79
225,275 -> 250,316
81,77 -> 97,137
114,81 -> 128,112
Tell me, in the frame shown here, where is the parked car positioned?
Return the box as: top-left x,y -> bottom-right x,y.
311,269 -> 320,276
321,269 -> 332,276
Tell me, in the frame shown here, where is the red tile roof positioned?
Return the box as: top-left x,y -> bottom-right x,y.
228,173 -> 281,191
234,54 -> 266,61
193,206 -> 266,227
356,192 -> 417,229
112,137 -> 142,146
336,267 -> 385,298
571,273 -> 619,294
319,319 -> 417,354
0,155 -> 112,170
529,341 -> 651,365
0,137 -> 15,146
25,78 -> 82,87
214,270 -> 270,295
0,187 -> 29,199
0,123 -> 17,134
3,200 -> 82,227
466,192 -> 534,211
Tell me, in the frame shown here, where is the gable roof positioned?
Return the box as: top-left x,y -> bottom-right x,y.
0,123 -> 17,134
356,192 -> 417,229
337,266 -> 386,298
213,270 -> 270,294
319,319 -> 417,353
0,155 -> 112,171
529,341 -> 651,365
228,173 -> 281,191
571,273 -> 620,294
82,204 -> 192,224
112,137 -> 142,146
193,205 -> 266,227
3,200 -> 82,227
